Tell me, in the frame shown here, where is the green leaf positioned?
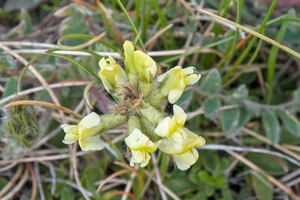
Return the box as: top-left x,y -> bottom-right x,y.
203,150 -> 220,173
294,89 -> 300,102
54,4 -> 76,17
165,179 -> 195,194
220,107 -> 251,135
0,177 -> 8,190
204,184 -> 215,197
0,56 -> 14,68
59,12 -> 90,46
60,186 -> 75,200
227,84 -> 248,103
200,69 -> 221,94
277,109 -> 300,137
198,170 -> 210,182
221,107 -> 239,134
251,173 -> 273,200
213,176 -> 226,188
262,110 -> 280,144
20,8 -> 32,35
81,166 -> 102,189
267,17 -> 288,104
177,90 -> 193,110
236,106 -> 252,129
203,97 -> 220,118
3,77 -> 18,98
247,153 -> 287,175
221,186 -> 234,200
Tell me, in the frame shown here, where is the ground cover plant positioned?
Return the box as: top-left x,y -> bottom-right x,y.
0,0 -> 300,199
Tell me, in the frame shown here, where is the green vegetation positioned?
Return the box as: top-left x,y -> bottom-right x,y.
0,0 -> 300,199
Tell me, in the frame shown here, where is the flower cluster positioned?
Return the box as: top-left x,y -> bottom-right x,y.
61,41 -> 205,170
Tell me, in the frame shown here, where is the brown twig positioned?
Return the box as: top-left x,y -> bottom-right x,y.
25,162 -> 38,200
1,168 -> 29,200
96,169 -> 132,192
0,164 -> 24,198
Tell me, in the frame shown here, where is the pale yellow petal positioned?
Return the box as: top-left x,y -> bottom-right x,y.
154,117 -> 173,137
98,57 -> 108,70
80,124 -> 103,139
129,149 -> 151,167
108,56 -> 116,64
125,129 -> 156,150
114,64 -> 128,83
182,67 -> 195,75
159,67 -> 182,96
185,74 -> 200,86
168,88 -> 184,104
61,124 -> 77,135
173,104 -> 185,115
157,72 -> 167,83
124,41 -> 138,75
99,68 -> 117,91
78,112 -> 100,132
157,139 -> 178,154
173,149 -> 198,170
170,131 -> 185,144
134,51 -> 157,82
173,105 -> 187,126
79,135 -> 104,151
62,133 -> 79,144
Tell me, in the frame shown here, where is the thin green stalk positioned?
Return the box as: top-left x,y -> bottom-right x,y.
144,2 -> 152,42
18,48 -> 61,92
148,19 -> 161,39
151,0 -> 169,50
57,33 -> 118,52
76,49 -> 103,59
267,19 -> 288,104
133,31 -> 142,46
116,0 -> 147,53
223,37 -> 263,88
157,36 -> 234,65
96,1 -> 121,47
221,0 -> 244,73
209,0 -> 279,83
101,135 -> 126,163
135,0 -> 140,27
134,166 -> 144,198
140,0 -> 146,42
46,52 -> 100,81
218,0 -> 231,16
137,151 -> 162,200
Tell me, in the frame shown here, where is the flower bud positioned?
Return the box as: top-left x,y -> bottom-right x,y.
134,51 -> 157,83
124,41 -> 139,88
98,56 -> 128,93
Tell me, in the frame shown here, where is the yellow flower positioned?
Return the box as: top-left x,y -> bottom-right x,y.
134,51 -> 157,83
61,112 -> 104,151
157,128 -> 205,170
98,56 -> 127,92
123,41 -> 157,83
123,41 -> 138,76
157,66 -> 200,104
154,105 -> 205,170
125,128 -> 157,167
154,105 -> 187,141
173,149 -> 200,171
